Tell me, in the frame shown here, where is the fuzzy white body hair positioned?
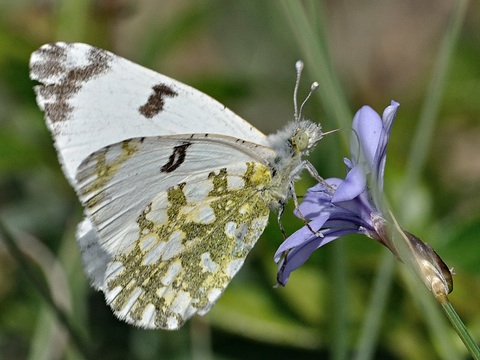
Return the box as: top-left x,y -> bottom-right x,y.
264,119 -> 323,208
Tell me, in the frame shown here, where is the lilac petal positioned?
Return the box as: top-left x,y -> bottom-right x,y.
333,191 -> 375,227
276,237 -> 327,286
351,106 -> 383,167
332,164 -> 366,203
296,179 -> 341,218
381,100 -> 400,135
277,229 -> 354,285
373,100 -> 399,190
344,157 -> 355,170
323,219 -> 365,230
298,192 -> 331,218
274,215 -> 330,260
305,178 -> 343,194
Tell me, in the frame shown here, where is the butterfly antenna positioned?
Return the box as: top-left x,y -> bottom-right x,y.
293,60 -> 304,122
298,81 -> 319,121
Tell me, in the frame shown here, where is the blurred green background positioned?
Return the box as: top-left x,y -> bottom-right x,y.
1,1 -> 479,359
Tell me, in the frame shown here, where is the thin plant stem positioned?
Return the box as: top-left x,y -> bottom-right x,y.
441,301 -> 480,360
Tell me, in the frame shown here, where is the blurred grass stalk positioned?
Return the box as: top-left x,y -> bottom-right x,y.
279,0 -> 477,359
0,219 -> 93,359
279,2 -> 350,360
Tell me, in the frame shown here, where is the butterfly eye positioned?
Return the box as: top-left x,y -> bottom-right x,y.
292,130 -> 310,151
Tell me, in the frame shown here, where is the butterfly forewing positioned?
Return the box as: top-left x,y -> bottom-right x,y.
29,42 -> 268,185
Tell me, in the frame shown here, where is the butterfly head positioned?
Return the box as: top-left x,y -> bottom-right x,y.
291,120 -> 323,155
266,61 -> 323,158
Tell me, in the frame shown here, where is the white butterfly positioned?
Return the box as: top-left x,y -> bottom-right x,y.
30,42 -> 323,329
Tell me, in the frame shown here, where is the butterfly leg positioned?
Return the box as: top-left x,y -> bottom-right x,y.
287,160 -> 326,237
276,200 -> 288,240
288,181 -> 323,238
302,160 -> 327,184
276,182 -> 317,240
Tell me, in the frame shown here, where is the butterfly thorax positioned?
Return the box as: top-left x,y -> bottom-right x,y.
265,119 -> 323,207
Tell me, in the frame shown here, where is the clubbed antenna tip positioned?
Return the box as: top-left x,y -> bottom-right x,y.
293,61 -> 304,121
293,61 -> 318,122
295,60 -> 304,72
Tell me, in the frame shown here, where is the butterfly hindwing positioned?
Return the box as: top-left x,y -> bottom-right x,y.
75,134 -> 275,329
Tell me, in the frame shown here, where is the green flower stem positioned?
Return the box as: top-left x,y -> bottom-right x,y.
389,213 -> 479,359
441,301 -> 480,360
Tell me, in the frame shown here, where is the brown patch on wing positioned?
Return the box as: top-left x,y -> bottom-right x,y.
139,84 -> 178,119
30,43 -> 113,127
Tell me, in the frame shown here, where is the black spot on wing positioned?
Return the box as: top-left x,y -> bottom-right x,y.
160,142 -> 192,173
139,84 -> 178,118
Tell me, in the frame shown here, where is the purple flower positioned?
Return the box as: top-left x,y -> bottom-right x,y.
275,101 -> 452,299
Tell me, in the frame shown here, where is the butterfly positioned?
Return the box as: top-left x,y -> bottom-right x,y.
30,42 -> 323,329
